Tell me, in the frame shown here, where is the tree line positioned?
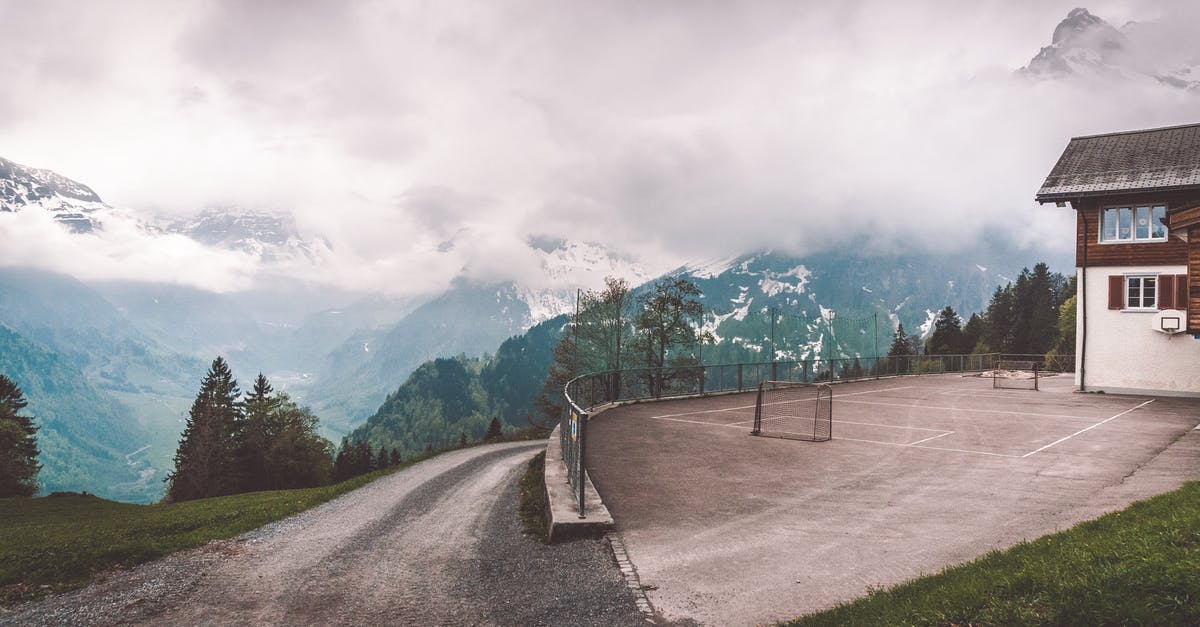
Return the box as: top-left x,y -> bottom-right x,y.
888,262 -> 1074,359
166,356 -> 335,502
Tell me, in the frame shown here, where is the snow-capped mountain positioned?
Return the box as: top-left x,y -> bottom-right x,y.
0,156 -> 106,232
1021,8 -> 1200,89
520,238 -> 655,323
160,207 -> 327,263
671,246 -> 1070,364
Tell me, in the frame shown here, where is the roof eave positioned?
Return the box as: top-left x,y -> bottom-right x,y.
1036,183 -> 1200,205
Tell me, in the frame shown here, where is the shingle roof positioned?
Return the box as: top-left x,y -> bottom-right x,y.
1036,122 -> 1200,202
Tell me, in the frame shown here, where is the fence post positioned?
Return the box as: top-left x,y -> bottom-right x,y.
737,364 -> 743,391
577,411 -> 588,518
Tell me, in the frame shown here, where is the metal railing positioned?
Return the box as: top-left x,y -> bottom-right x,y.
559,353 -> 1074,516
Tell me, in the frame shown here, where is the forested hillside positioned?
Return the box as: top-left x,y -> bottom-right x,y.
0,326 -> 156,501
349,316 -> 565,456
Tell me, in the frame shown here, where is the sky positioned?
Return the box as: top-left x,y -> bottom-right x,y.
3,0 -> 1200,295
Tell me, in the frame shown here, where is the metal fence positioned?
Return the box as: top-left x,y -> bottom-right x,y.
559,352 -> 1074,516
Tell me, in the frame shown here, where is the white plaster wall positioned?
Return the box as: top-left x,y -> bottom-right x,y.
1077,265 -> 1200,396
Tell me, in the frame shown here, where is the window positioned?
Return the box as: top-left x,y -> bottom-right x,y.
1126,275 -> 1156,309
1100,205 -> 1167,242
1107,273 -> 1187,311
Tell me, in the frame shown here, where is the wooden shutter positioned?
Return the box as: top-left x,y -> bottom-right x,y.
1158,274 -> 1176,310
1108,275 -> 1125,310
1176,274 -> 1188,313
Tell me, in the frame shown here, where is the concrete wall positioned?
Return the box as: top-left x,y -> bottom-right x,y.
1077,265 -> 1200,396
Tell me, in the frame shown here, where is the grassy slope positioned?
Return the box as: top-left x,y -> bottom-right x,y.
789,481 -> 1200,626
0,467 -> 395,606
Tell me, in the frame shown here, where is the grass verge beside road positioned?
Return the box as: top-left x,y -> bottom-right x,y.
0,467 -> 402,606
789,481 -> 1200,626
518,451 -> 549,543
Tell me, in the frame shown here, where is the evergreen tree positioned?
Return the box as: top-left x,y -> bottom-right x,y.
238,373 -> 282,492
166,357 -> 242,502
334,438 -> 353,482
459,431 -> 468,447
534,331 -> 579,429
887,323 -> 914,357
390,447 -> 401,466
485,416 -> 503,441
375,446 -> 390,469
961,313 -> 987,354
0,374 -> 40,497
354,440 -> 374,474
926,306 -> 965,355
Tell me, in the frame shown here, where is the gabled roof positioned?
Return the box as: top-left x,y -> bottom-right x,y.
1036,122 -> 1200,203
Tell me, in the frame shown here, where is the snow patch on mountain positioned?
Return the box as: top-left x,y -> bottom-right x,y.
758,265 -> 812,298
918,309 -> 938,338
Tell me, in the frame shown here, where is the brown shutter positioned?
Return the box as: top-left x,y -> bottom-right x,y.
1108,275 -> 1125,310
1158,274 -> 1176,310
1179,274 -> 1190,314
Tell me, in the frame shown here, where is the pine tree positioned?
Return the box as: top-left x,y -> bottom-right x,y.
888,323 -> 914,357
389,447 -> 401,467
485,417 -> 503,441
166,357 -> 242,502
354,440 -> 373,474
375,446 -> 389,470
459,431 -> 468,447
926,306 -> 965,355
238,373 -> 282,492
334,438 -> 353,481
0,374 -> 40,497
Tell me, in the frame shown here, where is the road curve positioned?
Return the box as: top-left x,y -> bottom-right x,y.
3,441 -> 644,626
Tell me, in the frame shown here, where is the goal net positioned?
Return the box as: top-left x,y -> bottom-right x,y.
751,381 -> 832,442
993,360 -> 1039,390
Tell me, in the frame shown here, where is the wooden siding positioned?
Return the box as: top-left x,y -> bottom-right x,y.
1191,227 -> 1200,332
1074,196 -> 1191,267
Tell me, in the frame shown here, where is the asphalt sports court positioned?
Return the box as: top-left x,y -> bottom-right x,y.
585,373 -> 1200,626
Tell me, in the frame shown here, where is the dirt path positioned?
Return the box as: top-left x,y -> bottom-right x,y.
4,441 -> 643,626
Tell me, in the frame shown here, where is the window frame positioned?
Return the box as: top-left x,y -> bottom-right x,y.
1123,274 -> 1158,311
1098,204 -> 1168,244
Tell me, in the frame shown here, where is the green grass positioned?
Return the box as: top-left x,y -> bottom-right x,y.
788,481 -> 1200,626
518,451 -> 549,543
0,467 -> 398,606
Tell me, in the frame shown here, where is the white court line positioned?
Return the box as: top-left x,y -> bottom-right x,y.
835,398 -> 1111,422
834,436 -> 1022,458
742,416 -> 950,433
647,386 -> 913,420
1021,399 -> 1157,458
652,414 -> 1023,458
907,431 -> 955,445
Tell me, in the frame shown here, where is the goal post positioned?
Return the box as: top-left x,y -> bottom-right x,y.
993,360 -> 1039,391
751,381 -> 832,442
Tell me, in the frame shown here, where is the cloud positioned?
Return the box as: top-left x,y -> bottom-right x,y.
0,209 -> 256,292
2,0 -> 1199,296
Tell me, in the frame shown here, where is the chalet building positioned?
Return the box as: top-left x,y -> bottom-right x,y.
1037,122 -> 1200,396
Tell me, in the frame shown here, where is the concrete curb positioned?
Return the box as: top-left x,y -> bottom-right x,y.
544,424 -> 614,543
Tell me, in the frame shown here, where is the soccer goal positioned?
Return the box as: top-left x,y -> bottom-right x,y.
993,360 -> 1039,391
751,381 -> 832,442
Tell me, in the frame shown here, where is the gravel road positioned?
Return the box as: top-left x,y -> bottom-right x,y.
1,441 -> 644,626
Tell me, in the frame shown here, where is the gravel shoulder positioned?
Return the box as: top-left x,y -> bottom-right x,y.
2,440 -> 643,626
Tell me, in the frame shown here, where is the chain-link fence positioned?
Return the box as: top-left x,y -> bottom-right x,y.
560,352 -> 1074,516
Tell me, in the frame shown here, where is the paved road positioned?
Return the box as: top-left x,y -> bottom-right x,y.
3,441 -> 644,626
